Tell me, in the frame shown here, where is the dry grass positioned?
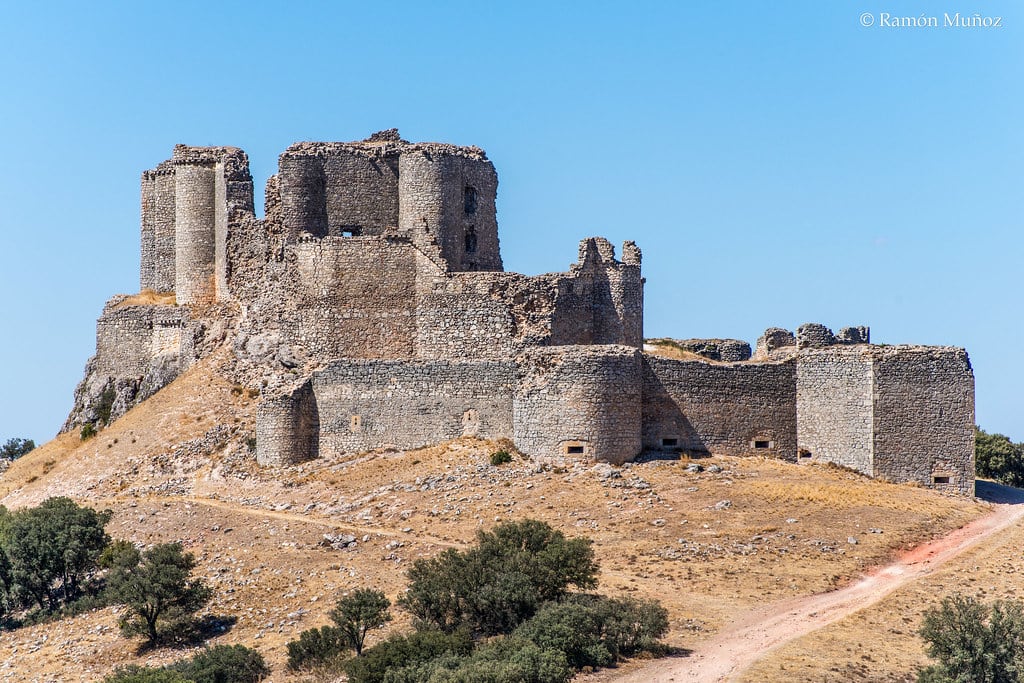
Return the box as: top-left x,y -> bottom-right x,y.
0,363 -> 989,682
114,289 -> 176,307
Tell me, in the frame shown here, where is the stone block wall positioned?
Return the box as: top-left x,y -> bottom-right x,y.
256,380 -> 319,466
275,236 -> 419,359
872,347 -> 975,494
278,142 -> 402,239
513,345 -> 642,465
310,359 -> 515,458
642,355 -> 798,460
139,146 -> 254,303
796,347 -> 875,472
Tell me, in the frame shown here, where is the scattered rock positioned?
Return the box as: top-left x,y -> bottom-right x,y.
714,500 -> 732,511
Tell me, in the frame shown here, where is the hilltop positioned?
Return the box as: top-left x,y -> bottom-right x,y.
0,353 -> 988,681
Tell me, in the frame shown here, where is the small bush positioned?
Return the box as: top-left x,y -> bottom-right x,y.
172,644 -> 269,683
96,385 -> 117,425
344,629 -> 473,683
103,666 -> 188,683
81,423 -> 97,440
287,624 -> 347,671
490,450 -> 512,466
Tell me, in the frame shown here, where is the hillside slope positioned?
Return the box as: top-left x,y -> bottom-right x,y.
0,359 -> 987,682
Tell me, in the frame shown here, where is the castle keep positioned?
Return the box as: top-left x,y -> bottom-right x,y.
65,130 -> 976,495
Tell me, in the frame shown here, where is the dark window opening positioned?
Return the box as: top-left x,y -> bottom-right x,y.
798,450 -> 812,459
464,186 -> 478,214
933,476 -> 951,484
754,440 -> 770,449
465,226 -> 478,254
567,445 -> 585,455
339,226 -> 361,237
662,438 -> 678,447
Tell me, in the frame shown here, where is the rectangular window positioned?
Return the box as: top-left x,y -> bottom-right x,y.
933,476 -> 951,484
754,440 -> 770,449
566,445 -> 585,455
662,438 -> 678,447
799,450 -> 812,459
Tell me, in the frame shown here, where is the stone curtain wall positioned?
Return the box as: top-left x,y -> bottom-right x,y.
310,359 -> 515,459
872,347 -> 975,495
796,347 -> 875,473
94,301 -> 184,377
642,355 -> 798,460
279,237 -> 419,359
513,346 -> 642,465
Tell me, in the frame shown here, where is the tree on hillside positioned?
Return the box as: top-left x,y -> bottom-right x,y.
329,588 -> 392,656
0,438 -> 34,461
107,542 -> 212,643
976,427 -> 1024,488
918,593 -> 1024,682
2,497 -> 111,609
399,519 -> 598,636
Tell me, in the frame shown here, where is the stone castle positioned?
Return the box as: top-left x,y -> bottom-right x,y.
64,130 -> 976,495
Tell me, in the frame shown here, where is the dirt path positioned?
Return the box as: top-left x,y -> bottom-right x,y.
613,485 -> 1024,683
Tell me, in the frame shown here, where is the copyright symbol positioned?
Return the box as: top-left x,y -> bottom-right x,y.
860,12 -> 874,26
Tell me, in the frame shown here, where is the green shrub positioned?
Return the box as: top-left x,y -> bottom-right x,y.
399,519 -> 598,636
568,593 -> 670,658
0,438 -> 34,460
975,426 -> 1024,488
343,629 -> 473,683
918,594 -> 1024,682
489,450 -> 512,466
330,588 -> 392,655
286,624 -> 347,671
172,644 -> 269,683
513,602 -> 612,669
80,423 -> 97,440
106,542 -> 211,643
102,666 -> 189,683
96,385 -> 117,425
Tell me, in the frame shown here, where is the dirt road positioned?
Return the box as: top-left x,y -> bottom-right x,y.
613,482 -> 1024,683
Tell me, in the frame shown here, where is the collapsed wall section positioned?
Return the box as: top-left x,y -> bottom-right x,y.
642,355 -> 797,460
872,347 -> 975,495
513,345 -> 642,464
796,347 -> 875,473
311,359 -> 515,458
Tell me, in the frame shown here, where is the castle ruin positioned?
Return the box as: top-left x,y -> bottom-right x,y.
65,130 -> 976,495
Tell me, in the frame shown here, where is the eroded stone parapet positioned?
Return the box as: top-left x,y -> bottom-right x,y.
666,338 -> 752,362
836,326 -> 870,344
753,327 -> 796,359
796,323 -> 836,349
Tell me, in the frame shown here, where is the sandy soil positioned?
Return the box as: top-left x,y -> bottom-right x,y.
607,481 -> 1024,683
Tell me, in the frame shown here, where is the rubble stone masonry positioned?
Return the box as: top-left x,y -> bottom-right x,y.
67,131 -> 976,494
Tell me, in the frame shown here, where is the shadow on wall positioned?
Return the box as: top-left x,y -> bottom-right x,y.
641,368 -> 708,454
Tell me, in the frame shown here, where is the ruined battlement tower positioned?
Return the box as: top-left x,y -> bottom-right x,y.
139,145 -> 255,303
67,129 -> 975,495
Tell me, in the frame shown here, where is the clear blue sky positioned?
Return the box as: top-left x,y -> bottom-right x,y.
0,2 -> 1020,444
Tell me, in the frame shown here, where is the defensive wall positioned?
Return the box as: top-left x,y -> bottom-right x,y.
67,130 -> 976,494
